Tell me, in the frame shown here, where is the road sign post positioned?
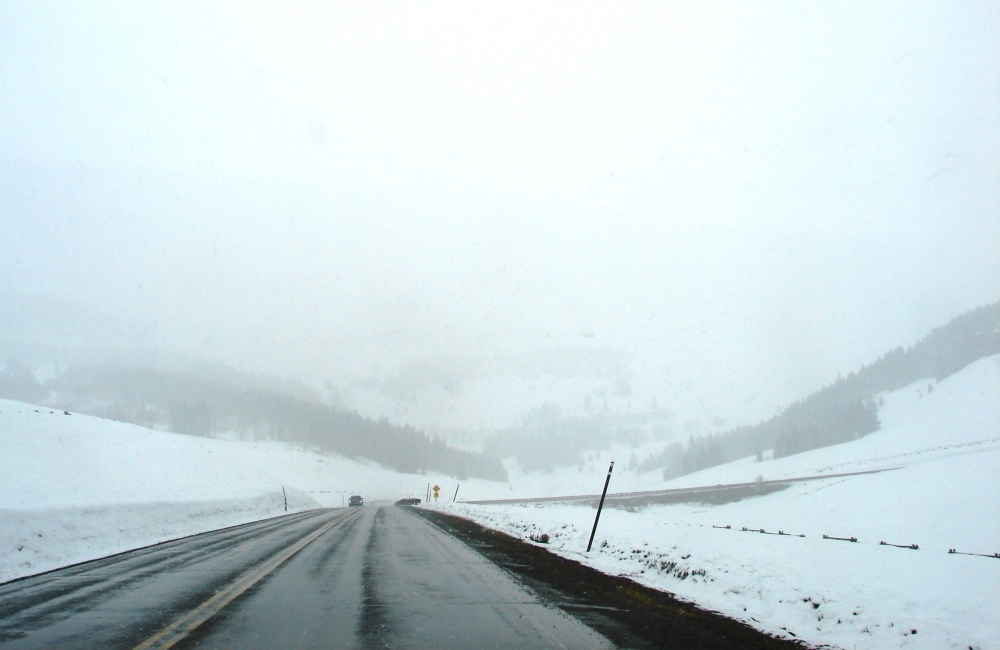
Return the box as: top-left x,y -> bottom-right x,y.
433,485 -> 440,501
587,461 -> 614,552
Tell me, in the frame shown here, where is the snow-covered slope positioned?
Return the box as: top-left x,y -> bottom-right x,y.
0,401 -> 476,583
441,355 -> 1000,650
1,355 -> 996,648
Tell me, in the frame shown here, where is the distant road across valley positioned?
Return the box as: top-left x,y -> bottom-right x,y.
462,467 -> 899,509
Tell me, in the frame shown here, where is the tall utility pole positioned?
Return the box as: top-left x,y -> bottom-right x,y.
587,461 -> 615,552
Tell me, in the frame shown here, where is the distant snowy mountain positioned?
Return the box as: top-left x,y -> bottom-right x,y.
453,301 -> 1000,481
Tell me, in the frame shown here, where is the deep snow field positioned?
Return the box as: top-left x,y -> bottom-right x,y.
2,354 -> 998,649
441,355 -> 1000,650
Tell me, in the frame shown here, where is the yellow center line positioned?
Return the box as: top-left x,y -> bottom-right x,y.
133,509 -> 358,650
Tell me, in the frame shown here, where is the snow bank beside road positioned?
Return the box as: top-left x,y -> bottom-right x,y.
0,493 -> 315,582
439,355 -> 1000,650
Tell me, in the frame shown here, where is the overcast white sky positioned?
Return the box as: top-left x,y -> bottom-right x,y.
1,1 -> 998,429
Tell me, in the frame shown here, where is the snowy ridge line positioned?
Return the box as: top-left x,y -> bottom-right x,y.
463,467 -> 899,506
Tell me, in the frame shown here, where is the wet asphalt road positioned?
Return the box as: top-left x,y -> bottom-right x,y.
0,506 -> 613,649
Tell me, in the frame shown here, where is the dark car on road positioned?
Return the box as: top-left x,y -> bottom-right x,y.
348,495 -> 363,507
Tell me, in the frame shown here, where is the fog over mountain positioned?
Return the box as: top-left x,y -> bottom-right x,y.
2,2 -> 998,442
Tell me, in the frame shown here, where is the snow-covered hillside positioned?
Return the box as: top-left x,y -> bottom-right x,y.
440,354 -> 1000,650
0,402 -> 468,583
2,355 -> 996,648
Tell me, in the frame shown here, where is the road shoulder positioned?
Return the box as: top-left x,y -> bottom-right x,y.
412,507 -> 808,650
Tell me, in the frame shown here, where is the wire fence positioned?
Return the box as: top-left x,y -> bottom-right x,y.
707,523 -> 997,558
